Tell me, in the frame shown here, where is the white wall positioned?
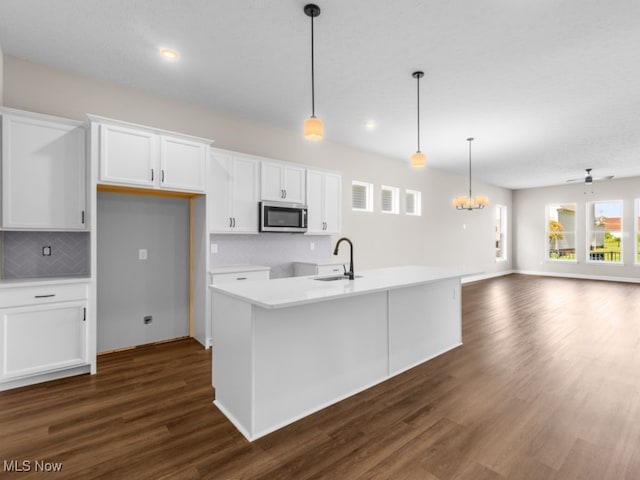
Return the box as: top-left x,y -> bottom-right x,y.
513,176 -> 640,282
3,55 -> 513,276
0,44 -> 4,105
96,193 -> 190,352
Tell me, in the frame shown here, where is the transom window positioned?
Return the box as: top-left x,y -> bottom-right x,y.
381,185 -> 399,214
546,203 -> 576,261
587,200 -> 623,263
351,181 -> 373,212
405,190 -> 422,216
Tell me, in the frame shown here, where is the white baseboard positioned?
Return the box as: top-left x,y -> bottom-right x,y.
461,270 -> 514,284
514,270 -> 640,284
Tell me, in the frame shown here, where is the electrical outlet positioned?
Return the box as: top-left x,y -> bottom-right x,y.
144,315 -> 152,325
138,249 -> 148,260
42,245 -> 52,256
310,242 -> 315,251
211,243 -> 218,254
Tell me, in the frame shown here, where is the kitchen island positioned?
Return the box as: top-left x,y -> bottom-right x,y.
209,265 -> 463,441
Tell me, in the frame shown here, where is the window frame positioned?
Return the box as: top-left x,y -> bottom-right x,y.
495,204 -> 507,262
380,185 -> 399,215
405,189 -> 422,216
545,203 -> 577,263
351,180 -> 373,212
636,199 -> 640,266
586,199 -> 623,265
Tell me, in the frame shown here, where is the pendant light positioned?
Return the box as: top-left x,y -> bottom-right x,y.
453,138 -> 488,210
411,71 -> 426,167
304,4 -> 323,141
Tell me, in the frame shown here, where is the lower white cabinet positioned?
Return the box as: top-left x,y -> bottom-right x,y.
0,281 -> 90,390
294,261 -> 346,276
209,266 -> 270,284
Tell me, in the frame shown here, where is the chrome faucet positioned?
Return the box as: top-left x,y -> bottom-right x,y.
333,237 -> 354,280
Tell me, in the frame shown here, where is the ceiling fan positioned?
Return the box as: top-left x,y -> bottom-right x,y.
566,168 -> 614,184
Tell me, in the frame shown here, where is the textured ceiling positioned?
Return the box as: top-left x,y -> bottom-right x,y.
0,0 -> 639,189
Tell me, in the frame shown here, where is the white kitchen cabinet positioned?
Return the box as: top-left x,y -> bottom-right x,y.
209,149 -> 260,233
160,136 -> 207,192
0,281 -> 90,390
209,266 -> 270,283
293,261 -> 346,276
1,108 -> 86,230
92,116 -> 211,193
261,160 -> 306,204
305,169 -> 342,235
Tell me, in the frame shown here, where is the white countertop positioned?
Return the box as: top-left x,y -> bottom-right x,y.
0,276 -> 90,289
210,265 -> 271,275
210,265 -> 465,309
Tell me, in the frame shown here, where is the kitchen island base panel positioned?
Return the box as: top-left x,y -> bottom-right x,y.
252,293 -> 388,436
211,272 -> 462,441
389,279 -> 461,375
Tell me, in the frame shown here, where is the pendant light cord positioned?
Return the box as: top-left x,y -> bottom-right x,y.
416,75 -> 421,152
468,138 -> 473,199
310,13 -> 316,118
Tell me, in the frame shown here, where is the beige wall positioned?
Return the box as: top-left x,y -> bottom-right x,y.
513,176 -> 640,281
3,55 -> 512,276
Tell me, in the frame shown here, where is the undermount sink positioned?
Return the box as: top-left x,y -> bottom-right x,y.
313,275 -> 363,281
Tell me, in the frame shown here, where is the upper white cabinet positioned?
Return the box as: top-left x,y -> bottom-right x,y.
91,116 -> 211,193
306,169 -> 342,235
1,108 -> 86,230
261,160 -> 306,204
209,149 -> 260,233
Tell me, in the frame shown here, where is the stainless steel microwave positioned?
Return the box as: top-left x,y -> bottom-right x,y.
259,201 -> 308,233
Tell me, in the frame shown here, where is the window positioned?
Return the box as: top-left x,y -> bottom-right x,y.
636,199 -> 640,264
495,204 -> 507,261
352,181 -> 373,212
546,203 -> 576,261
587,200 -> 623,263
380,185 -> 399,214
405,190 -> 422,216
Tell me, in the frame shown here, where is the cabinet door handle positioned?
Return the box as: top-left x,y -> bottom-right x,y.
284,189 -> 287,199
151,168 -> 155,181
83,307 -> 86,322
229,217 -> 233,228
81,210 -> 85,224
35,294 -> 56,298
236,277 -> 247,280
232,217 -> 236,228
162,170 -> 165,183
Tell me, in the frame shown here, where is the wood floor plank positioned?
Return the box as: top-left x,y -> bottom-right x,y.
2,274 -> 640,479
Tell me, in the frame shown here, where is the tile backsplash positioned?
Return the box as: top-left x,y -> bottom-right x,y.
2,231 -> 90,279
210,234 -> 334,278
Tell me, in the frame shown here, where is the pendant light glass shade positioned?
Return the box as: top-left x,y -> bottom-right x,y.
304,4 -> 322,141
411,152 -> 426,168
304,116 -> 323,141
453,138 -> 488,210
411,71 -> 426,168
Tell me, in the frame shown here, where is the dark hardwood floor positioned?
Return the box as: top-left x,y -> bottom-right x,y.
2,274 -> 640,479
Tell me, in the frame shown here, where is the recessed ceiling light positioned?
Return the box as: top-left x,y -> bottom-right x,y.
160,48 -> 179,60
364,120 -> 377,130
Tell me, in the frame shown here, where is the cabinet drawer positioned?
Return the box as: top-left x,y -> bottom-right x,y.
316,264 -> 345,276
0,283 -> 89,308
210,271 -> 269,283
